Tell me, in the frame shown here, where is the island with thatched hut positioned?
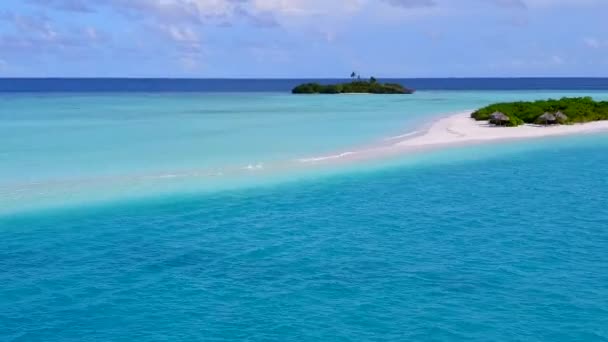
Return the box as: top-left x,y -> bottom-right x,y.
292,73 -> 415,94
471,97 -> 608,127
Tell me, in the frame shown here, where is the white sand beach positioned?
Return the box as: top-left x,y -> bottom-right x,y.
397,111 -> 608,148
299,111 -> 608,164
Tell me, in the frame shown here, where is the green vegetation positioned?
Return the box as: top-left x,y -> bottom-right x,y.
471,97 -> 608,127
292,79 -> 414,94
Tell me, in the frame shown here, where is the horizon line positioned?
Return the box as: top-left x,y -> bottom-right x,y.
2,76 -> 608,80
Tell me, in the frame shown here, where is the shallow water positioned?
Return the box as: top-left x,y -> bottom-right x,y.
2,88 -> 608,341
2,90 -> 608,214
2,136 -> 608,341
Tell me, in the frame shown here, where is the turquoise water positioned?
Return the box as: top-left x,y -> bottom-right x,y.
2,91 -> 608,340
3,90 -> 608,214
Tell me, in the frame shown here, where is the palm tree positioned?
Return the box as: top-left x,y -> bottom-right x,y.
350,71 -> 356,80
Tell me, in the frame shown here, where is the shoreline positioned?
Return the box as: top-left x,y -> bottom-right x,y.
398,112 -> 608,147
299,111 -> 608,164
5,110 -> 608,217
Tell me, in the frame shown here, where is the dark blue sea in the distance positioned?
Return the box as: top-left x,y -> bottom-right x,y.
2,77 -> 608,92
2,78 -> 608,341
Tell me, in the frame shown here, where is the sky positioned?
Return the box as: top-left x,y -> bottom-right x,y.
0,0 -> 607,78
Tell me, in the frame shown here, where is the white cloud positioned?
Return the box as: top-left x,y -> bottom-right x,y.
84,27 -> 98,40
0,12 -> 59,41
522,0 -> 606,8
28,0 -> 440,24
156,24 -> 204,70
490,0 -> 526,9
381,0 -> 436,9
583,37 -> 607,49
178,55 -> 202,70
551,55 -> 564,65
0,11 -> 112,56
584,37 -> 601,49
161,25 -> 200,43
489,54 -> 569,71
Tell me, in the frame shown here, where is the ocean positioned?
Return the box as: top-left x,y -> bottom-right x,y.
2,78 -> 608,341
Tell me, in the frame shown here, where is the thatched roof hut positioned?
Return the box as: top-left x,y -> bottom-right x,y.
537,112 -> 557,125
555,111 -> 568,123
489,112 -> 510,126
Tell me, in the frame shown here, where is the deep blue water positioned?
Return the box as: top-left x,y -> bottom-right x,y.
2,137 -> 608,341
3,80 -> 608,340
1,77 -> 608,92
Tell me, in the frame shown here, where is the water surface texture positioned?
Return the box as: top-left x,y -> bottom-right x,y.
3,89 -> 608,214
2,79 -> 608,341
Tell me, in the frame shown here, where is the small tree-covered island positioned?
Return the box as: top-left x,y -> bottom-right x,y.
472,97 -> 608,127
292,73 -> 415,94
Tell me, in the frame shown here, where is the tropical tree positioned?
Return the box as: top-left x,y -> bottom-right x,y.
350,71 -> 356,79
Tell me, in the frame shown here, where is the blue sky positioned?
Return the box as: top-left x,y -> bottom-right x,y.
0,0 -> 607,77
